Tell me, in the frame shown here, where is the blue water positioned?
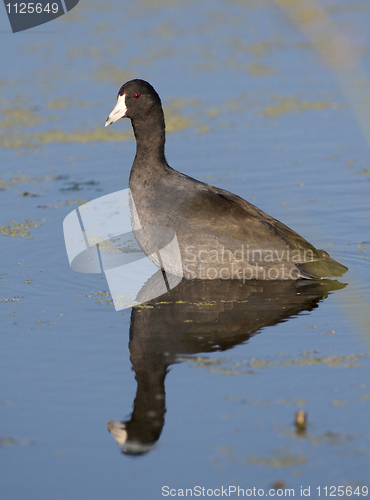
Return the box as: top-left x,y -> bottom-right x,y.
0,1 -> 369,498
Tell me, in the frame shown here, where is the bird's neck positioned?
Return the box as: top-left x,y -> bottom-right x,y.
131,109 -> 166,164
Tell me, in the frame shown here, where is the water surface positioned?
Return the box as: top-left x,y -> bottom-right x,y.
0,1 -> 369,498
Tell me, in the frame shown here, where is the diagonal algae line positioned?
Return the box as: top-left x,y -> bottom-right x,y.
273,0 -> 370,144
273,0 -> 370,341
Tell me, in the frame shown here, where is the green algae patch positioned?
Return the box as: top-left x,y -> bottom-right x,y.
182,350 -> 370,375
229,38 -> 278,56
164,100 -> 208,133
94,65 -> 134,86
306,431 -> 355,446
82,291 -> 114,306
0,107 -> 204,149
0,437 -> 35,448
0,219 -> 47,238
228,0 -> 270,9
37,199 -> 88,209
0,174 -> 58,189
0,108 -> 43,130
47,98 -> 71,110
0,94 -> 206,150
247,61 -> 277,76
359,167 -> 370,176
331,400 -> 349,406
165,114 -> 196,133
191,300 -> 217,307
245,451 -> 308,468
0,128 -> 132,149
0,79 -> 16,89
165,110 -> 198,133
262,96 -> 342,118
277,353 -> 366,368
86,291 -> 110,297
76,291 -> 114,306
95,299 -> 114,305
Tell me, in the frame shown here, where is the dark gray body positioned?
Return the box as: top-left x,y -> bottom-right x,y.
108,79 -> 347,281
129,158 -> 347,280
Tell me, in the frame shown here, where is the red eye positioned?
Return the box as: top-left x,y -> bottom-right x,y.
134,93 -> 141,99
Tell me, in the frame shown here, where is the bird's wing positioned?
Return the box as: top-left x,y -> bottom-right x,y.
178,182 -> 318,256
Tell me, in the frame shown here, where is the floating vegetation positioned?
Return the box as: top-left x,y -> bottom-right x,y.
0,108 -> 43,129
229,37 -> 279,56
0,219 -> 47,238
307,431 -> 356,446
165,110 -> 198,133
0,94 -> 207,150
94,64 -> 134,86
60,180 -> 103,192
228,0 -> 270,10
246,61 -> 277,76
79,291 -> 114,306
37,199 -> 88,209
95,298 -> 114,305
245,451 -> 308,468
0,106 -> 205,149
262,96 -> 342,118
0,174 -> 58,189
180,350 -> 370,375
0,437 -> 35,448
0,128 -> 132,149
225,395 -> 307,406
331,400 -> 348,406
47,97 -> 71,109
83,291 -> 110,298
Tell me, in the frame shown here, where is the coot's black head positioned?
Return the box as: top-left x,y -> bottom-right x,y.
105,79 -> 162,127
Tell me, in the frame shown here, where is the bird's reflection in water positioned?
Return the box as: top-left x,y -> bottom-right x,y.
107,272 -> 346,456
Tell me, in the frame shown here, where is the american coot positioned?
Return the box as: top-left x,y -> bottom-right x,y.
105,79 -> 347,281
